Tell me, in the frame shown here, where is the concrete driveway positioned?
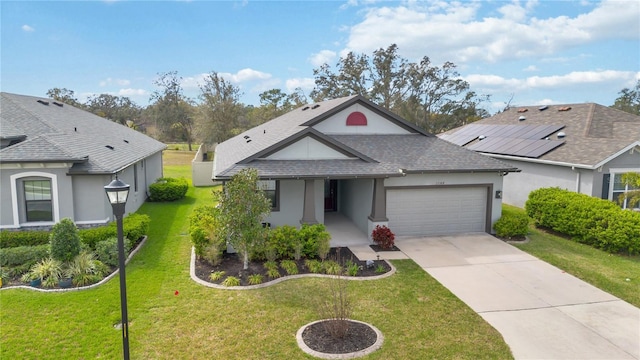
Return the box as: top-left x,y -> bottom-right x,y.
395,233 -> 640,360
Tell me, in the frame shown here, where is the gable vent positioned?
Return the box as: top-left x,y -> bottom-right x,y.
53,101 -> 64,107
105,145 -> 115,150
311,104 -> 320,109
538,105 -> 548,111
37,100 -> 49,106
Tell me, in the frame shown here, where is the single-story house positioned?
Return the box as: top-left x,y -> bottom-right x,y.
213,95 -> 519,238
439,103 -> 640,209
0,92 -> 166,230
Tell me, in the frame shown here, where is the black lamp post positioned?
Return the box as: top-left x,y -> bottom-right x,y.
104,178 -> 131,360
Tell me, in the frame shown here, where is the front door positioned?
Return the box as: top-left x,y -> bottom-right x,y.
324,179 -> 337,212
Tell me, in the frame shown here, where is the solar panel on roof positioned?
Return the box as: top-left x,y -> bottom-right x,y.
467,137 -> 564,158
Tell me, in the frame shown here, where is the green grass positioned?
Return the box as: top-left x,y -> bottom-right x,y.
0,154 -> 513,359
505,204 -> 640,307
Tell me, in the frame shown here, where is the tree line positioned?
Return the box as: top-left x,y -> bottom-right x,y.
46,44 -> 640,149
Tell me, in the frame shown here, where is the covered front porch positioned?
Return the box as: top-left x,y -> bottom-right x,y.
324,212 -> 369,247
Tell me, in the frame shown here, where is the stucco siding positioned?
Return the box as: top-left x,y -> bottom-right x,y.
339,179 -> 373,233
72,174 -> 113,224
500,161 -> 580,208
264,179 -> 304,227
312,104 -> 412,135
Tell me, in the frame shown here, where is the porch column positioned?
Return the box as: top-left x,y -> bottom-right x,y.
367,178 -> 388,241
368,178 -> 387,221
300,179 -> 318,224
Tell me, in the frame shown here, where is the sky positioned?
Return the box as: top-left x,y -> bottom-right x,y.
1,0 -> 639,114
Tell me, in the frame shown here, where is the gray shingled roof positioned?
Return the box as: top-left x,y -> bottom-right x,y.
440,103 -> 640,168
214,96 -> 517,179
0,92 -> 166,174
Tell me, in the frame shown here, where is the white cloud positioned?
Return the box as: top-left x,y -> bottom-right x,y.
22,24 -> 35,32
523,65 -> 538,72
181,73 -> 209,89
99,78 -> 131,87
309,50 -> 337,67
118,88 -> 147,96
467,69 -> 638,92
219,68 -> 272,83
285,78 -> 315,93
343,0 -> 640,64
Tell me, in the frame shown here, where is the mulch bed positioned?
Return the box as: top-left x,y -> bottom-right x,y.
194,247 -> 391,287
302,320 -> 377,354
369,244 -> 401,252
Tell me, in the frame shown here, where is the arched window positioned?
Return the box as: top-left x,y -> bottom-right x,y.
346,111 -> 367,126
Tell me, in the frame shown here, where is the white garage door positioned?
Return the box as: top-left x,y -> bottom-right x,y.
387,187 -> 487,236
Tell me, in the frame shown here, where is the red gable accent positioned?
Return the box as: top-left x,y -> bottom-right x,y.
346,111 -> 367,126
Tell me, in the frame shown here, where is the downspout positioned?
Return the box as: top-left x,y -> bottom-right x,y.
572,166 -> 581,193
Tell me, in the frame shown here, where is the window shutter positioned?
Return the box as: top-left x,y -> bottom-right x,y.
601,174 -> 610,199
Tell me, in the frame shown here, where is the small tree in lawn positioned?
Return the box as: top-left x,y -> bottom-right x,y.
214,169 -> 271,270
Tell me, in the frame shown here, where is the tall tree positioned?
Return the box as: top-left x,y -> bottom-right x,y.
46,88 -> 83,108
214,169 -> 271,270
85,94 -> 142,127
310,52 -> 369,101
197,71 -> 243,145
149,71 -> 196,149
611,80 -> 640,116
369,44 -> 408,110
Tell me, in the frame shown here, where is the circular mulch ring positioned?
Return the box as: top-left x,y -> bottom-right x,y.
296,319 -> 383,359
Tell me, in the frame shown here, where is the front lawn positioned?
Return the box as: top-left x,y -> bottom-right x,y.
505,204 -> 640,308
0,154 -> 513,359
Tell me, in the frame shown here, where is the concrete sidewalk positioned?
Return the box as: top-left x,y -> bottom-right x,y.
396,233 -> 640,360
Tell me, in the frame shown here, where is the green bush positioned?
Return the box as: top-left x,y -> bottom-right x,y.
95,237 -> 130,267
80,213 -> 149,250
189,205 -> 225,264
149,177 -> 189,202
0,230 -> 50,248
50,218 -> 81,263
494,212 -> 529,239
298,224 -> 331,258
526,187 -> 640,254
265,225 -> 299,260
0,244 -> 50,268
80,227 -> 116,250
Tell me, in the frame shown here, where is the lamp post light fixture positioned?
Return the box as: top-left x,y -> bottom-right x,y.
104,178 -> 131,360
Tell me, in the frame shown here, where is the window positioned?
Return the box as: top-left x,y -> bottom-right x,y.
24,180 -> 53,221
257,180 -> 279,211
612,173 -> 640,209
134,163 -> 138,192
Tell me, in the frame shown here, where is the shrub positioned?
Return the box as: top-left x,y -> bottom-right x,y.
371,225 -> 395,249
0,230 -> 50,248
222,276 -> 240,287
344,260 -> 360,276
375,264 -> 387,274
0,244 -> 50,268
265,225 -> 299,260
280,259 -> 299,275
65,251 -> 108,287
50,218 -> 81,263
299,224 -> 331,258
323,260 -> 342,275
22,258 -> 63,288
494,212 -> 530,239
95,237 -> 130,268
80,227 -> 116,250
248,274 -> 263,285
526,187 -> 640,255
266,268 -> 281,279
149,177 -> 188,202
305,259 -> 324,273
189,206 -> 225,265
209,271 -> 225,281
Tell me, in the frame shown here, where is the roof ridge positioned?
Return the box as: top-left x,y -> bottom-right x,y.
583,102 -> 596,138
1,93 -> 60,135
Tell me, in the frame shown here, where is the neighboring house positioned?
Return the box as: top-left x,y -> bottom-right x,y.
213,95 -> 518,238
439,103 -> 640,209
0,92 -> 166,230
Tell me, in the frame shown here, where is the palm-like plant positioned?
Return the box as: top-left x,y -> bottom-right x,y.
65,251 -> 108,286
21,258 -> 63,288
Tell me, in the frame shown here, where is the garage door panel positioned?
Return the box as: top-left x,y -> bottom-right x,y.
387,187 -> 487,236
